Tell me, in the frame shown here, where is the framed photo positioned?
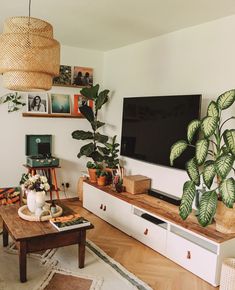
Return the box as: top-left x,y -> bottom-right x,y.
50,94 -> 71,114
27,93 -> 48,114
72,66 -> 93,87
53,65 -> 72,86
73,94 -> 93,116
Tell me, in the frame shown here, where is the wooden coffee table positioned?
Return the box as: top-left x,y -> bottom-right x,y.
0,204 -> 94,282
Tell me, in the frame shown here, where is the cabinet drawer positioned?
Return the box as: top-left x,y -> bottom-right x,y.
131,213 -> 167,255
167,232 -> 217,284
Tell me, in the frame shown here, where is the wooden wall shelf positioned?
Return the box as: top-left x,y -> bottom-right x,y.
22,113 -> 84,119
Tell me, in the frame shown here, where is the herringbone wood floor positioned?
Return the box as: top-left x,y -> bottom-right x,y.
65,198 -> 218,290
0,198 -> 219,290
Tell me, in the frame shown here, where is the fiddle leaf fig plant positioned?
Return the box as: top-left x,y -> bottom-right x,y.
72,84 -> 109,164
170,89 -> 235,227
98,135 -> 120,169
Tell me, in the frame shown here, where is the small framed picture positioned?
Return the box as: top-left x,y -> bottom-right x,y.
72,66 -> 93,87
50,94 -> 71,115
53,65 -> 72,86
73,94 -> 93,116
27,93 -> 48,114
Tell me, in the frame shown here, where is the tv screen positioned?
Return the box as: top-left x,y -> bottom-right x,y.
120,95 -> 201,170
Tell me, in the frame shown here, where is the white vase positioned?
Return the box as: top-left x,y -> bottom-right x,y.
27,190 -> 46,215
27,190 -> 37,213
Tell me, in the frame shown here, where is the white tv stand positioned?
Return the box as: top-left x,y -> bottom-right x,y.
83,181 -> 235,286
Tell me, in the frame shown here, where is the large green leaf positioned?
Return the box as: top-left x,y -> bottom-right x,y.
217,89 -> 235,110
170,140 -> 188,166
201,116 -> 219,138
207,101 -> 219,117
186,158 -> 200,186
179,181 -> 196,220
198,190 -> 217,227
77,143 -> 95,158
95,89 -> 109,110
195,139 -> 209,165
90,151 -> 104,162
72,130 -> 93,140
80,84 -> 99,100
79,105 -> 94,123
223,129 -> 235,156
202,161 -> 216,189
215,154 -> 234,179
187,120 -> 201,143
220,178 -> 235,208
94,133 -> 109,143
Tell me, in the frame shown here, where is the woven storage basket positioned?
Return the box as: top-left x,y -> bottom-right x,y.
0,16 -> 60,91
220,258 -> 235,290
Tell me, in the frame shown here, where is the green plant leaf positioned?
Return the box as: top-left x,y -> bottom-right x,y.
195,139 -> 209,165
170,140 -> 188,166
217,89 -> 235,110
95,89 -> 109,111
186,158 -> 200,186
72,130 -> 93,140
94,133 -> 109,143
223,129 -> 235,156
207,101 -> 219,117
215,154 -> 234,179
220,178 -> 235,208
201,116 -> 219,138
187,120 -> 201,143
202,161 -> 216,189
97,146 -> 110,155
80,84 -> 99,100
90,151 -> 104,162
198,190 -> 217,227
79,105 -> 94,123
179,181 -> 196,220
77,143 -> 95,158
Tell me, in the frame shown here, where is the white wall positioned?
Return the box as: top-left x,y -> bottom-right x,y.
0,45 -> 104,194
102,15 -> 235,197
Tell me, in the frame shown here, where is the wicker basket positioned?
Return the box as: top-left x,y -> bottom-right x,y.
220,258 -> 235,290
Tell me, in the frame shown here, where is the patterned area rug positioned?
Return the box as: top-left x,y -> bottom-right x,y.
0,239 -> 152,290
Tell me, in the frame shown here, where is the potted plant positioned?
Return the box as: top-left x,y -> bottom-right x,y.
86,161 -> 102,183
72,84 -> 110,181
103,135 -> 120,170
170,89 -> 235,233
96,169 -> 108,186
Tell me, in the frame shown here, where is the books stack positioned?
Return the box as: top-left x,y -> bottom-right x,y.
50,213 -> 91,231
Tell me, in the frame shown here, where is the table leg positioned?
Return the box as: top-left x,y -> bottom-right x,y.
19,241 -> 27,283
3,221 -> 8,247
79,230 -> 86,268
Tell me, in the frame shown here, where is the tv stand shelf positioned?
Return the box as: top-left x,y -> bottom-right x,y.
83,181 -> 235,286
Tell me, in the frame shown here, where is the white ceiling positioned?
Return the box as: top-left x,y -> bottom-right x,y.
1,0 -> 235,51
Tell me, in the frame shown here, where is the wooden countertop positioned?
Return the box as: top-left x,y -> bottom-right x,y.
84,180 -> 235,244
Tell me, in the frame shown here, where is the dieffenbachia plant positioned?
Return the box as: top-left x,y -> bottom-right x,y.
72,84 -> 109,164
170,90 -> 235,227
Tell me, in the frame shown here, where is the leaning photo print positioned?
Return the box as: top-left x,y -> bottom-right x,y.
50,94 -> 71,114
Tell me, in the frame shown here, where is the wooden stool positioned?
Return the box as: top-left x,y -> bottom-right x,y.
24,165 -> 61,200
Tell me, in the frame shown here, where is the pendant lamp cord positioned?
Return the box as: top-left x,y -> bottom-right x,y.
29,0 -> 31,18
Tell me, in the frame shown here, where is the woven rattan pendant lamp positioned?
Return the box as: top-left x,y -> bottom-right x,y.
0,0 -> 60,91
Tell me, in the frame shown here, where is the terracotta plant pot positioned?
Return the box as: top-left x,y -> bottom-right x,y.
97,176 -> 106,186
88,168 -> 97,183
215,201 -> 235,234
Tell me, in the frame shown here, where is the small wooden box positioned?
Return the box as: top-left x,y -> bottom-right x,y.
123,175 -> 151,194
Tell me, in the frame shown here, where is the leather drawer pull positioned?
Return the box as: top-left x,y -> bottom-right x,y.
187,251 -> 191,259
100,204 -> 103,210
144,228 -> 148,235
103,205 -> 106,211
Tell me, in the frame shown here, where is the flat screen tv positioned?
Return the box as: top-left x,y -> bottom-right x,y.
120,95 -> 201,170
